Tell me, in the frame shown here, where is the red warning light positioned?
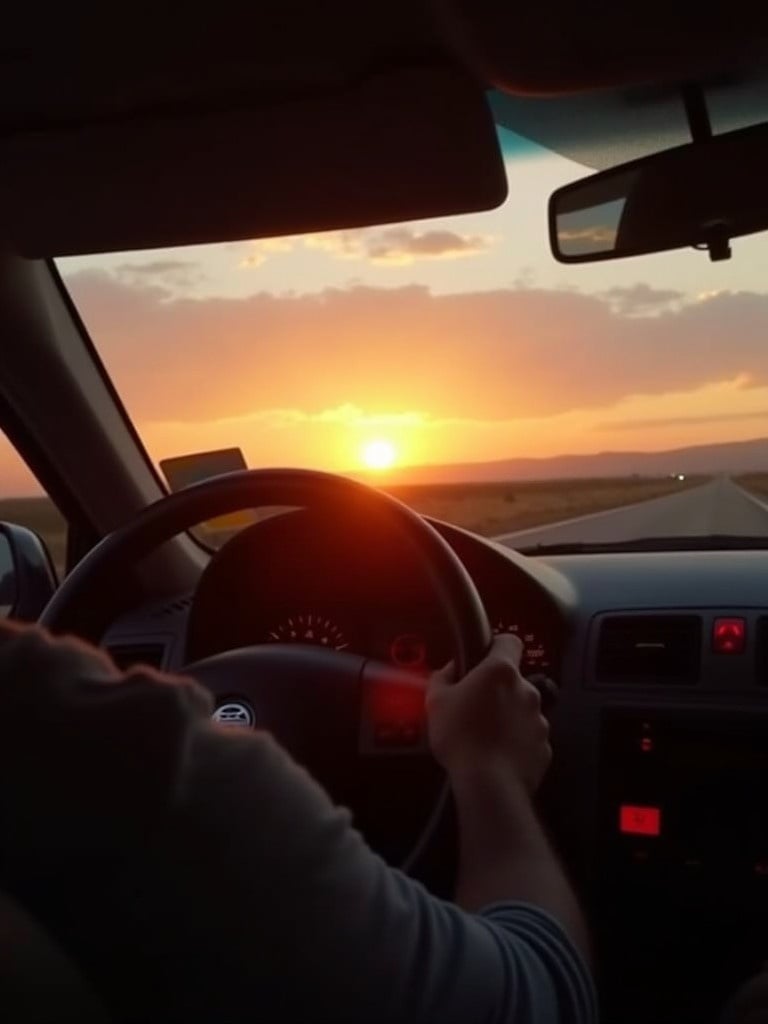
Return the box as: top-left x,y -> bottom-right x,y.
713,617 -> 746,654
369,679 -> 426,748
620,805 -> 661,837
640,736 -> 653,753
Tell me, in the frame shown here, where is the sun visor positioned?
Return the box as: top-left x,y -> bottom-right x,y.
0,68 -> 507,258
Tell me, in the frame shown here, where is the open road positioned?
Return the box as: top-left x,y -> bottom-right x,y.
495,477 -> 768,549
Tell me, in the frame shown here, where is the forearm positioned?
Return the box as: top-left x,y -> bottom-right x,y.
451,762 -> 591,962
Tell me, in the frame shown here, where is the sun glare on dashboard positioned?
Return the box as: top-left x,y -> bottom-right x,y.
361,438 -> 397,471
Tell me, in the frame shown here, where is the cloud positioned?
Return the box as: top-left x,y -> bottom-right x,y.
239,237 -> 297,268
601,283 -> 684,316
116,260 -> 192,276
304,232 -> 361,260
157,402 -> 494,433
115,259 -> 204,290
596,408 -> 768,432
258,237 -> 295,253
557,225 -> 617,251
366,228 -> 494,265
304,227 -> 494,265
239,252 -> 266,269
61,271 -> 768,445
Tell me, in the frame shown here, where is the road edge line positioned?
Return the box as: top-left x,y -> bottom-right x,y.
731,480 -> 768,514
492,481 -> 707,544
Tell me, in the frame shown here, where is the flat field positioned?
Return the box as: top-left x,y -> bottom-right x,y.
0,475 -> 707,573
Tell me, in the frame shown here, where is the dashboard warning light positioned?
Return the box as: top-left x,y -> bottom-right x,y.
713,617 -> 746,654
640,736 -> 653,753
620,805 -> 661,837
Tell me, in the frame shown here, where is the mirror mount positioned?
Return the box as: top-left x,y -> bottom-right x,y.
681,83 -> 734,261
694,220 -> 732,262
681,82 -> 713,144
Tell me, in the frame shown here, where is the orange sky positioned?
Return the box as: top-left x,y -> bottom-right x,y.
9,144 -> 764,494
52,261 -> 768,486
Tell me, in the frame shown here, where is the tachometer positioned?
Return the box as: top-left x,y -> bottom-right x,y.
491,619 -> 552,674
266,613 -> 350,651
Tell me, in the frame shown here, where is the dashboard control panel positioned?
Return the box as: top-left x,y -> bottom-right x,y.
599,710 -> 768,899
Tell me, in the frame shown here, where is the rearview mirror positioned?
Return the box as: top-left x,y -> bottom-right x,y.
549,121 -> 768,263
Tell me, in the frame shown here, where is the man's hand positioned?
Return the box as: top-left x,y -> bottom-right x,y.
426,636 -> 590,962
426,634 -> 551,792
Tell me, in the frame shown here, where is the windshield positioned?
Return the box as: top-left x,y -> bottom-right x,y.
56,127 -> 768,551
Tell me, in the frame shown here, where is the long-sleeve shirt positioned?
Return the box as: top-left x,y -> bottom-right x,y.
0,622 -> 597,1023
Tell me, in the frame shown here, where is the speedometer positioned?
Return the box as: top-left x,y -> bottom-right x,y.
491,619 -> 552,674
266,613 -> 350,651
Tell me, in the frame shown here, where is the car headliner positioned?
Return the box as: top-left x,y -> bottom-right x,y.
1,4 -> 767,138
1,5 -> 767,257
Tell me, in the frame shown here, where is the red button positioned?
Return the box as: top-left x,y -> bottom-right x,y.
713,617 -> 746,654
619,804 -> 661,837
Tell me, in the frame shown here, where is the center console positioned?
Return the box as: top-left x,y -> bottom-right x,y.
597,710 -> 768,1023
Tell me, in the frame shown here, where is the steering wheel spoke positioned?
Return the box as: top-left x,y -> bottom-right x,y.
185,643 -> 364,761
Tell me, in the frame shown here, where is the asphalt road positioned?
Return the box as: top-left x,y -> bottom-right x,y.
495,477 -> 768,549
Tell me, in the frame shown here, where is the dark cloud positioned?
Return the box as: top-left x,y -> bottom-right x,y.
601,282 -> 684,315
306,227 -> 493,264
62,271 -> 768,430
116,260 -> 194,276
366,228 -> 493,263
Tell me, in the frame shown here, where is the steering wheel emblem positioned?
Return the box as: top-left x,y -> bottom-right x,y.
212,700 -> 255,728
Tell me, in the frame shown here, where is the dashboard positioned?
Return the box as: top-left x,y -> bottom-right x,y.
102,515 -> 768,1024
183,509 -> 564,677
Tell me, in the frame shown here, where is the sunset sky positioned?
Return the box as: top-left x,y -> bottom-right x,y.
16,125 -> 767,494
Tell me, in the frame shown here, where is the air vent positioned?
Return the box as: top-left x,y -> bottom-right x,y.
595,615 -> 702,685
106,644 -> 166,672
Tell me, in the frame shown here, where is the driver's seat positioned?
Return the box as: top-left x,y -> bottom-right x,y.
0,888 -> 110,1023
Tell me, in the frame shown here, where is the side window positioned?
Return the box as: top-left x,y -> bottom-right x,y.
0,432 -> 66,580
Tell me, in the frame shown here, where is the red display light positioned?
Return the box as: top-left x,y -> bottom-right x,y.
619,804 -> 661,837
713,617 -> 746,654
369,678 -> 426,748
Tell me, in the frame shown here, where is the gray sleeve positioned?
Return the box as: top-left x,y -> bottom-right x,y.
170,723 -> 598,1024
0,623 -> 596,1024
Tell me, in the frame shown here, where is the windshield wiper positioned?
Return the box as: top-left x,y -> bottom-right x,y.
518,535 -> 768,555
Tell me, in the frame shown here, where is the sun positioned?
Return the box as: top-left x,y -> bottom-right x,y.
361,438 -> 397,472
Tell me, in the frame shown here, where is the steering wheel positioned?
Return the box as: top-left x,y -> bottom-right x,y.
40,469 -> 493,869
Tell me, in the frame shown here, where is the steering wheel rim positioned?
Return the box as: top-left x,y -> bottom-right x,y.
40,468 -> 493,868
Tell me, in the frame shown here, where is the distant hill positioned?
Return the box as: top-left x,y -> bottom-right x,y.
380,436 -> 768,485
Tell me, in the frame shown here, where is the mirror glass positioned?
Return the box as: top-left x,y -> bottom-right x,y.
555,197 -> 628,258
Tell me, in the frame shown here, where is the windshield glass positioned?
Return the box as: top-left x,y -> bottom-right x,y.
56,127 -> 768,551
